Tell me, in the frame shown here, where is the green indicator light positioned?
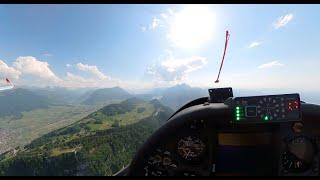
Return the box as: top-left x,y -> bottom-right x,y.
236,110 -> 240,114
236,107 -> 240,110
236,113 -> 240,117
236,117 -> 240,121
264,116 -> 269,121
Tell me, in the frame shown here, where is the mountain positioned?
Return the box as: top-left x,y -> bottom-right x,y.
0,98 -> 173,176
82,87 -> 132,106
0,88 -> 51,118
300,92 -> 320,105
158,84 -> 208,111
133,84 -> 208,111
28,87 -> 92,105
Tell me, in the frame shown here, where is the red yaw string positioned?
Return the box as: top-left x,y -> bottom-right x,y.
5,78 -> 11,84
215,30 -> 230,83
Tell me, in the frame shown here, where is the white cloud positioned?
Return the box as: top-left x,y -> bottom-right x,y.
62,72 -> 123,89
0,60 -> 21,80
0,56 -> 143,90
65,72 -> 92,84
142,8 -> 175,32
76,63 -> 109,80
273,13 -> 294,29
147,56 -> 208,85
167,8 -> 175,16
141,26 -> 147,32
160,13 -> 168,19
149,17 -> 160,30
258,61 -> 284,69
62,72 -> 98,88
13,56 -> 61,83
248,41 -> 262,48
42,52 -> 53,57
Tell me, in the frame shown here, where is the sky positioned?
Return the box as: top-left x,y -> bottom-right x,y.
0,4 -> 320,93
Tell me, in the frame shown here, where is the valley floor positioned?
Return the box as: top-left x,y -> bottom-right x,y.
0,105 -> 100,154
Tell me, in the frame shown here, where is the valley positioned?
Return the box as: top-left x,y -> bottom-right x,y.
0,98 -> 172,176
0,105 -> 100,152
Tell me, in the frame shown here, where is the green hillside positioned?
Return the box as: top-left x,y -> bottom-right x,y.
0,98 -> 173,176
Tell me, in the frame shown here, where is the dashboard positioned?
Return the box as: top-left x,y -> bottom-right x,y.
126,93 -> 320,176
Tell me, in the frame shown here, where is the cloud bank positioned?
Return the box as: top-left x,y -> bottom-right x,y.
147,56 -> 208,85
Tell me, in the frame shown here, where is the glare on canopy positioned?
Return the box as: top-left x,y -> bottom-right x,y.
168,5 -> 216,49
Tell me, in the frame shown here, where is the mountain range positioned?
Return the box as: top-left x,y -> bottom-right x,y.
2,84 -> 320,119
81,87 -> 132,106
0,88 -> 51,118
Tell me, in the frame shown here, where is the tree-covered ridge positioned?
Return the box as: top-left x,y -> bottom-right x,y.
38,98 -> 154,138
0,98 -> 173,176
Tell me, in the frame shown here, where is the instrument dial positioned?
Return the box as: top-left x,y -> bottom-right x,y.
281,136 -> 316,173
257,97 -> 286,120
144,149 -> 178,176
177,136 -> 206,161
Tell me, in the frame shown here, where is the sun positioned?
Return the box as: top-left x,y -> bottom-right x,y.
167,5 -> 216,49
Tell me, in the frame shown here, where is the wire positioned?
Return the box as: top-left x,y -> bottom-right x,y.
215,30 -> 230,83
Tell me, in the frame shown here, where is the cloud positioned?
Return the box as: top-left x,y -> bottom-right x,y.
13,56 -> 61,83
258,61 -> 284,69
62,72 -> 123,89
147,56 -> 207,84
142,8 -> 174,32
62,72 -> 98,88
65,72 -> 91,84
149,17 -> 160,30
167,8 -> 174,15
0,56 -> 142,90
248,41 -> 262,48
42,52 -> 53,57
141,26 -> 147,32
76,63 -> 109,80
0,60 -> 21,80
273,13 -> 294,29
160,13 -> 168,19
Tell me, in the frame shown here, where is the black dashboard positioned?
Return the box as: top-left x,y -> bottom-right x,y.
124,91 -> 320,176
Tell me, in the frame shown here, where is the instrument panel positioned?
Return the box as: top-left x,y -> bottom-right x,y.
233,94 -> 301,124
129,93 -> 320,176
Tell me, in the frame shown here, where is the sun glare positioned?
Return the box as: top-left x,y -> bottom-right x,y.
168,5 -> 216,49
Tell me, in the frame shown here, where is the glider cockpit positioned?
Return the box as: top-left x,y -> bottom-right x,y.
118,87 -> 320,176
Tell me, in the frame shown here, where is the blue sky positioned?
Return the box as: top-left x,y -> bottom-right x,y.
0,4 -> 320,92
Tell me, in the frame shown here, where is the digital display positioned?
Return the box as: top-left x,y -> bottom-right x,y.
233,94 -> 301,123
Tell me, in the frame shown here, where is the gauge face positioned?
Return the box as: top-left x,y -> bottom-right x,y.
281,136 -> 316,173
257,97 -> 285,121
177,136 -> 206,161
281,151 -> 309,173
144,149 -> 178,176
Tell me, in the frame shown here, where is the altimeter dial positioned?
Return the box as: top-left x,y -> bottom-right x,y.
177,136 -> 206,161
